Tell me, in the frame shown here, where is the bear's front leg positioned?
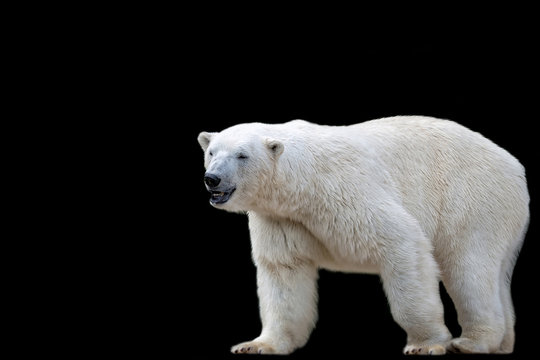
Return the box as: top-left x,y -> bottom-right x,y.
231,259 -> 319,355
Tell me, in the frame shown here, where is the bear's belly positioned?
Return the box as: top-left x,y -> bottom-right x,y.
318,257 -> 380,274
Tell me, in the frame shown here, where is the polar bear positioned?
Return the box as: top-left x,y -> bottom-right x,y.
197,116 -> 529,355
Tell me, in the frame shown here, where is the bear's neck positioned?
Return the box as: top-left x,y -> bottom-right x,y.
250,134 -> 369,224
252,157 -> 334,223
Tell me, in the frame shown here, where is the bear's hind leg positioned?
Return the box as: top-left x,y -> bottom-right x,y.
496,251 -> 520,354
379,237 -> 452,355
442,255 -> 506,354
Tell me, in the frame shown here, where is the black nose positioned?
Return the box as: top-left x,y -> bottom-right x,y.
204,173 -> 221,188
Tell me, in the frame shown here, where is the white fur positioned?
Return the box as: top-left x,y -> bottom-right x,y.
198,116 -> 529,355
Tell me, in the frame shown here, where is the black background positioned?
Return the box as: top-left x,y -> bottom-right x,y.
87,16 -> 538,359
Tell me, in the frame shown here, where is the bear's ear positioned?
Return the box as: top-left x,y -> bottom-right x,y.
198,131 -> 216,152
264,138 -> 284,159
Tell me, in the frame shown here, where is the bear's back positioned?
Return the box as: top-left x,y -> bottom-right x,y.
337,116 -> 527,242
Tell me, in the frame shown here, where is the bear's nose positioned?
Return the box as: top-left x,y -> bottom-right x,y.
204,173 -> 221,188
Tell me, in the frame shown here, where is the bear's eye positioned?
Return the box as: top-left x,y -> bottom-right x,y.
209,151 -> 213,156
237,153 -> 248,160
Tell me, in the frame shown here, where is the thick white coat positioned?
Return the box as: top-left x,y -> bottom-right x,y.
198,116 -> 529,355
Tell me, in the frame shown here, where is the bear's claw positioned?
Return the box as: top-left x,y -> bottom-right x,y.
404,343 -> 446,355
231,340 -> 275,354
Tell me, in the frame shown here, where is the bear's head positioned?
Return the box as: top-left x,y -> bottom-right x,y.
198,124 -> 284,212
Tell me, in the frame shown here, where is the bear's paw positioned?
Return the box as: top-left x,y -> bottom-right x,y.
231,340 -> 276,354
403,343 -> 446,355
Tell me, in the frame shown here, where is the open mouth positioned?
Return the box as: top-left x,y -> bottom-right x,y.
209,188 -> 236,204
